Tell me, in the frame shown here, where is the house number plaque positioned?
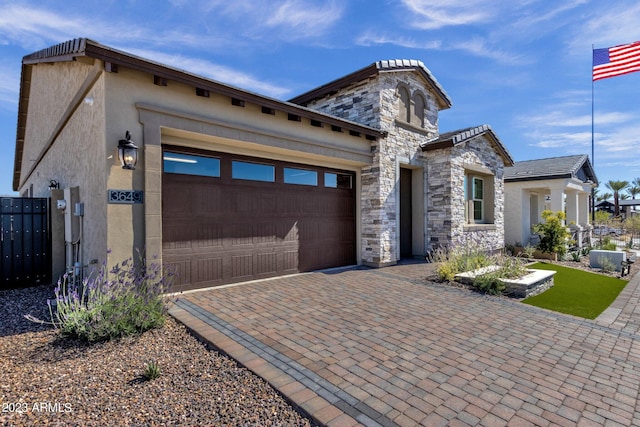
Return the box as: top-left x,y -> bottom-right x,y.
108,190 -> 144,204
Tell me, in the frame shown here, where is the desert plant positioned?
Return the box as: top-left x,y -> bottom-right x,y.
598,256 -> 617,273
520,245 -> 536,259
597,236 -> 617,251
434,245 -> 492,281
27,252 -> 174,342
533,210 -> 572,258
472,270 -> 506,295
570,251 -> 581,262
143,359 -> 161,380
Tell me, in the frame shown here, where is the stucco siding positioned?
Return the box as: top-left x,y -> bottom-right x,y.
101,65 -> 374,266
18,60 -> 108,274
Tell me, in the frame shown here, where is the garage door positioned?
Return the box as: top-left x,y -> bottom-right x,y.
162,148 -> 356,291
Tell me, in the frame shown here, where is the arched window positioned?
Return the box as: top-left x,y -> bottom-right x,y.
398,86 -> 410,123
412,92 -> 426,127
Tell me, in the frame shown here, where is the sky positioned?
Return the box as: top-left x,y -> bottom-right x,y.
1,0 -> 640,197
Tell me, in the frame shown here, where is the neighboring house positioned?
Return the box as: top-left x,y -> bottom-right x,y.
13,38 -> 513,291
595,200 -> 615,214
596,199 -> 640,218
504,155 -> 597,249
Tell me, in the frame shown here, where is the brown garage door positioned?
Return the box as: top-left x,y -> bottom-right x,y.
162,148 -> 356,291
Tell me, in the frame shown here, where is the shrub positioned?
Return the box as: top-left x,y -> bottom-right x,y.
597,236 -> 617,251
472,255 -> 528,295
598,256 -> 617,273
143,360 -> 161,381
519,245 -> 535,259
473,271 -> 506,295
29,252 -> 174,342
533,210 -> 572,258
434,245 -> 492,281
494,254 -> 528,279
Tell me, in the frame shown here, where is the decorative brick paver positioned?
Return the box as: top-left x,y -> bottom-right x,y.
170,262 -> 640,426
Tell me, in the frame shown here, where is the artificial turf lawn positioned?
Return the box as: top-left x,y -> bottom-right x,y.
522,262 -> 629,319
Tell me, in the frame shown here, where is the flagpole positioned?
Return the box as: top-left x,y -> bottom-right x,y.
591,44 -> 595,223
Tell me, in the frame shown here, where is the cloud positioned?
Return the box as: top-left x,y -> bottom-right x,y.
0,64 -> 19,109
568,2 -> 640,51
400,0 -> 494,30
355,32 -> 441,50
524,111 -> 634,128
527,131 -> 592,149
265,0 -> 343,38
449,37 -> 529,65
200,0 -> 343,40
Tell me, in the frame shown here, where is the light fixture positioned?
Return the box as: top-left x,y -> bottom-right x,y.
118,131 -> 139,170
48,180 -> 59,190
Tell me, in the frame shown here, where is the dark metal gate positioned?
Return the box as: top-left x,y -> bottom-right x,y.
1,198 -> 50,289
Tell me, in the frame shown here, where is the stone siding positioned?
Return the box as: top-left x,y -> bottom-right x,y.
427,136 -> 506,251
306,72 -> 440,265
305,67 -> 507,264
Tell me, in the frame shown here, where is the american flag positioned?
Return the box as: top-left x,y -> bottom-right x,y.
593,41 -> 640,81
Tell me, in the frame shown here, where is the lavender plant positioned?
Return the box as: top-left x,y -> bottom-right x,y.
28,252 -> 175,342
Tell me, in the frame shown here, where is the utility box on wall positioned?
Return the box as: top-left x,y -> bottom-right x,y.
50,189 -> 66,281
63,187 -> 80,244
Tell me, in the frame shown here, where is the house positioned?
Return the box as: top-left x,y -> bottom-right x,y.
13,38 -> 513,291
504,155 -> 597,249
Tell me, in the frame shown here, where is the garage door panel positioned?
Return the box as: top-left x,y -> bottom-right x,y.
163,149 -> 355,290
194,257 -> 223,284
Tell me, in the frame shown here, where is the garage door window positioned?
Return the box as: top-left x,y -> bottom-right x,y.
324,173 -> 352,189
284,168 -> 317,186
163,152 -> 220,177
232,161 -> 275,182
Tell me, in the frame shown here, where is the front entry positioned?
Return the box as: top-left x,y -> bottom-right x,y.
400,168 -> 413,258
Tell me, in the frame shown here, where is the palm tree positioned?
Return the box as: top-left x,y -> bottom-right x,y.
597,192 -> 613,202
605,180 -> 630,217
629,186 -> 640,199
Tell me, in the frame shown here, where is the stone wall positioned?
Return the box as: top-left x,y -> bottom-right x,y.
426,136 -> 506,251
305,67 -> 507,263
306,71 -> 440,265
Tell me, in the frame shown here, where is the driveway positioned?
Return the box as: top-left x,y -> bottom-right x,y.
169,262 -> 640,426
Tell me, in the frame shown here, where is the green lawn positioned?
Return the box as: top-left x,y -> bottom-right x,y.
522,262 -> 629,319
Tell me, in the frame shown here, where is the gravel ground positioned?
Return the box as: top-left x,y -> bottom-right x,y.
0,285 -> 318,427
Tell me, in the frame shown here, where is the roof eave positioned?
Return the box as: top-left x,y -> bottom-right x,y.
421,127 -> 514,167
13,39 -> 388,189
505,174 -> 573,183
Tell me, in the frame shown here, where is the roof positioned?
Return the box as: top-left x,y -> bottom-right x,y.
420,125 -> 514,166
504,154 -> 598,184
14,38 -> 386,190
597,199 -> 640,207
289,59 -> 452,110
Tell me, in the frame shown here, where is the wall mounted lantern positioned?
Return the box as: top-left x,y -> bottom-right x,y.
118,131 -> 139,170
48,180 -> 59,190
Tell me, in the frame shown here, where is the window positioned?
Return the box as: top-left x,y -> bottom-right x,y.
472,177 -> 484,222
324,172 -> 352,189
232,160 -> 275,182
398,86 -> 410,123
412,93 -> 425,127
464,173 -> 494,224
284,168 -> 317,186
163,152 -> 220,177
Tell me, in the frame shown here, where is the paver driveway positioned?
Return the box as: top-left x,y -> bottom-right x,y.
169,262 -> 640,426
